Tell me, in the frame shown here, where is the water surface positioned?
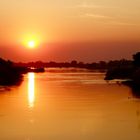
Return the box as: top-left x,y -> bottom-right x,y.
0,69 -> 140,140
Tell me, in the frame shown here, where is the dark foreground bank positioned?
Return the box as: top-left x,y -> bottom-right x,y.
0,57 -> 46,86
105,52 -> 140,97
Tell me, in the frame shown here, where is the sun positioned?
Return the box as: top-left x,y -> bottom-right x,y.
28,41 -> 36,48
21,33 -> 41,49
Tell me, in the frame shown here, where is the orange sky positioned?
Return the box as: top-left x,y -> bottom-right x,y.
0,0 -> 140,62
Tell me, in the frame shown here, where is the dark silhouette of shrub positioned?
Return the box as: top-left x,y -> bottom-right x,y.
0,58 -> 23,86
133,52 -> 140,67
105,52 -> 140,98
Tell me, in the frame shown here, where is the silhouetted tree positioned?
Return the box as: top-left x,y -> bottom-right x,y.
71,60 -> 77,67
0,58 -> 23,86
133,52 -> 140,67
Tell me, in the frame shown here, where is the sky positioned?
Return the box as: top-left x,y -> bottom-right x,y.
0,0 -> 140,62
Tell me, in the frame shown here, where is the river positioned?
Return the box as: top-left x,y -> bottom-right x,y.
0,68 -> 140,140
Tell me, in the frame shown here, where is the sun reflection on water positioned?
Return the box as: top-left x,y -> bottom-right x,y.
28,73 -> 35,108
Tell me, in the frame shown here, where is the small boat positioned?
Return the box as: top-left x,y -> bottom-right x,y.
27,67 -> 45,73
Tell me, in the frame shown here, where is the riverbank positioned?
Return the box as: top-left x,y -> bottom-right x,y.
105,52 -> 140,97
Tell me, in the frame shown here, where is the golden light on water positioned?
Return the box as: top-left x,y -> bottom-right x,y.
28,73 -> 35,108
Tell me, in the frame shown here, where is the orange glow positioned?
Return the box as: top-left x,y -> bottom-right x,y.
0,0 -> 140,61
21,34 -> 41,49
28,73 -> 35,108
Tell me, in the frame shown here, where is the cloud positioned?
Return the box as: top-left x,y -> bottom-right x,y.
68,1 -> 139,26
76,3 -> 103,9
80,13 -> 113,19
68,1 -> 116,20
70,1 -> 116,9
74,13 -> 139,27
105,21 -> 139,26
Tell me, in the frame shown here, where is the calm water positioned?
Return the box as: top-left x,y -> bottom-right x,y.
0,68 -> 140,140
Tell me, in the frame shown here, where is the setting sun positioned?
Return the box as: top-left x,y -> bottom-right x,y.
28,41 -> 36,48
21,33 -> 41,49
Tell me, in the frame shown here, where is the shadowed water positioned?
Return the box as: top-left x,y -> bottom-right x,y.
0,68 -> 140,140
